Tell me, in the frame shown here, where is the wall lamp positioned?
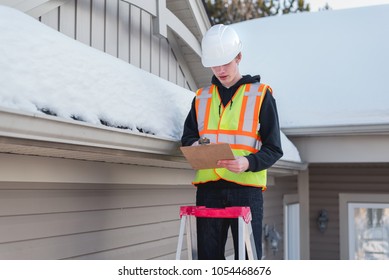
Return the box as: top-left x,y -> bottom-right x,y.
264,224 -> 281,255
317,209 -> 329,233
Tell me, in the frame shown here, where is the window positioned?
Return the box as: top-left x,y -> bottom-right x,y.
339,194 -> 389,259
349,203 -> 389,259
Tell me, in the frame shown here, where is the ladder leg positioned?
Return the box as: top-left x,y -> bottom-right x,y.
185,215 -> 198,260
238,217 -> 245,260
185,215 -> 194,260
176,215 -> 187,260
189,216 -> 198,259
245,222 -> 258,260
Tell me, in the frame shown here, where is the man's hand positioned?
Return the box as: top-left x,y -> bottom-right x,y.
217,156 -> 249,173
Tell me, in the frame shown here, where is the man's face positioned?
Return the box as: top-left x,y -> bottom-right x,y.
210,54 -> 241,88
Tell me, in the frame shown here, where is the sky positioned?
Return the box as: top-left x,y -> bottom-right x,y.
0,5 -> 301,163
306,0 -> 389,11
233,4 -> 389,129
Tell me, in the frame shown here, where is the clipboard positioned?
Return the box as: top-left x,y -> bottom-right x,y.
180,143 -> 235,170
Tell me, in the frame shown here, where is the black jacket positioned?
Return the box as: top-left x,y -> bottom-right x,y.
181,74 -> 283,173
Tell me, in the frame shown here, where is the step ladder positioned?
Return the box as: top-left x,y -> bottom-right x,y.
175,206 -> 258,260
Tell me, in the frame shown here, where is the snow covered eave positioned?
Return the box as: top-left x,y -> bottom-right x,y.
282,123 -> 389,137
268,160 -> 307,176
0,108 -> 307,174
0,108 -> 190,169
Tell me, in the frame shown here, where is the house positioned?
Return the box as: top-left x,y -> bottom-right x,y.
0,0 -> 304,260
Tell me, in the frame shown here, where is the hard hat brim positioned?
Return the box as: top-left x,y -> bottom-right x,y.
201,45 -> 242,67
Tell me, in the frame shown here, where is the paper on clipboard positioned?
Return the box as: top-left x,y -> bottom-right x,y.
180,143 -> 235,170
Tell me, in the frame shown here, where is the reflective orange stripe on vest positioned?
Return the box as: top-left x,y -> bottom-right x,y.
195,85 -> 213,134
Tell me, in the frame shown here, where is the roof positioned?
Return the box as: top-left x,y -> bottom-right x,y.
232,5 -> 389,133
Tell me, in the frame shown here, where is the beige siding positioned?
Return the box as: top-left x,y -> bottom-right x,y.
0,154 -> 196,260
34,0 -> 194,90
309,163 -> 389,260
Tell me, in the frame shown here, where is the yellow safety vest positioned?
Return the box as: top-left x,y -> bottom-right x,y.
193,82 -> 270,189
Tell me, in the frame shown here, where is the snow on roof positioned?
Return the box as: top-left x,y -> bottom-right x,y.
233,5 -> 389,129
0,5 -> 301,163
0,5 -> 194,140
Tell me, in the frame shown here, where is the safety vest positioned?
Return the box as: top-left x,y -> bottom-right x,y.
193,82 -> 270,189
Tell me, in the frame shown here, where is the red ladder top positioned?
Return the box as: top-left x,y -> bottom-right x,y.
179,206 -> 252,224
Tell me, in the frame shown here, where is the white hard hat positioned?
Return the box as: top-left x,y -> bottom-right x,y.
201,24 -> 242,67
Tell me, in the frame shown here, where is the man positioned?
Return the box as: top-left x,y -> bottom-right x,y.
181,24 -> 283,260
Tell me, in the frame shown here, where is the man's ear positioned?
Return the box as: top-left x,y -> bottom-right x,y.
236,52 -> 242,63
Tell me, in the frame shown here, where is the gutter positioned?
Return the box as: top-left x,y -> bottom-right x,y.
282,123 -> 389,137
0,108 -> 180,156
0,108 -> 304,174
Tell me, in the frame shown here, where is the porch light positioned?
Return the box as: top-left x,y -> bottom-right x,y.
264,224 -> 281,255
317,209 -> 329,233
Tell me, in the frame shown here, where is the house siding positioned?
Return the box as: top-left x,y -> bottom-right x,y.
0,183 -> 193,260
309,163 -> 389,260
0,154 -> 196,260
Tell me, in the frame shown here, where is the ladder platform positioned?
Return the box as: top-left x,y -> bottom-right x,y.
179,206 -> 252,223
